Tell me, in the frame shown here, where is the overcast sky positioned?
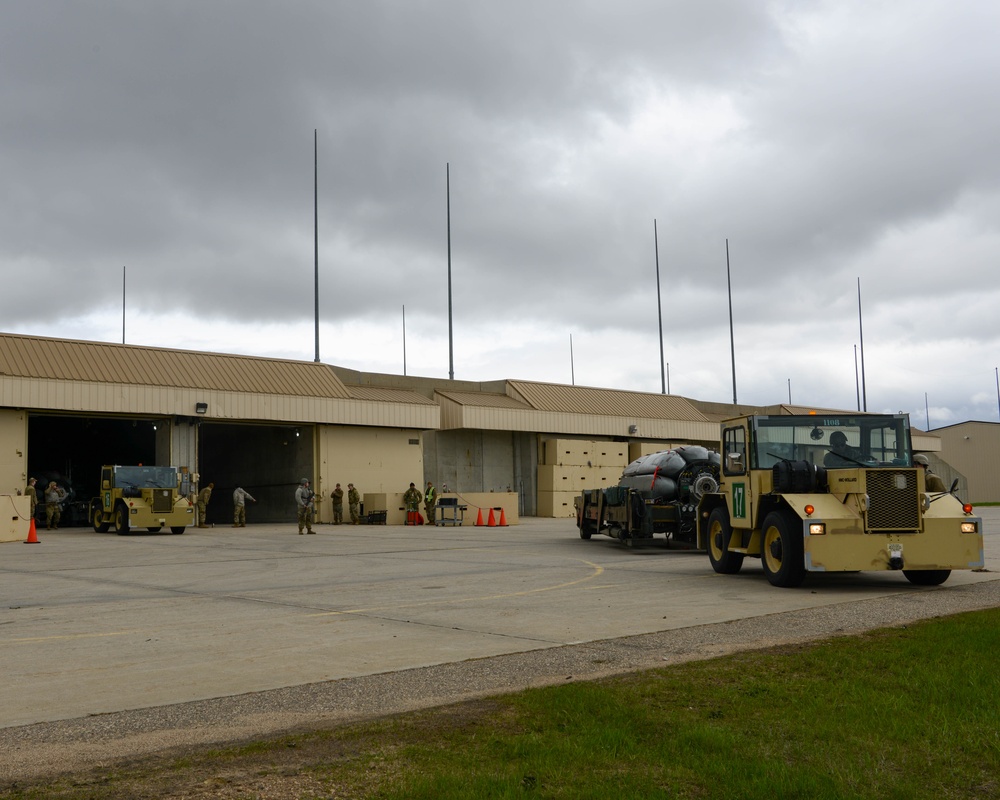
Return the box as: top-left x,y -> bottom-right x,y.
3,1 -> 999,428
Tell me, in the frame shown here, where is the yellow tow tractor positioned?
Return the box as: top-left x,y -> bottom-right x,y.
90,465 -> 195,534
698,413 -> 984,587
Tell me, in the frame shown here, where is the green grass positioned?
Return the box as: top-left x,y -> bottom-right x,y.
5,610 -> 1000,799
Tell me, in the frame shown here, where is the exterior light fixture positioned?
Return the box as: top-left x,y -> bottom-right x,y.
195,402 -> 208,414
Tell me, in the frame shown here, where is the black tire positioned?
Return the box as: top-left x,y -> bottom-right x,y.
577,507 -> 593,540
760,510 -> 806,588
903,569 -> 951,586
170,526 -> 186,534
113,503 -> 130,535
92,504 -> 110,533
707,507 -> 744,574
147,526 -> 162,533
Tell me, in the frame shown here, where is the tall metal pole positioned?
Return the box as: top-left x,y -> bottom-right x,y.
122,266 -> 126,344
313,129 -> 320,363
447,163 -> 454,380
857,278 -> 867,411
654,220 -> 666,394
854,345 -> 861,411
726,239 -> 737,404
788,378 -> 791,405
402,305 -> 407,377
925,392 -> 930,431
570,334 -> 575,386
996,367 -> 1000,421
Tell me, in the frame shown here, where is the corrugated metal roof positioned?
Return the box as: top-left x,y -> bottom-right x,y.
0,333 -> 353,398
347,385 -> 438,405
435,390 -> 532,410
507,380 -> 710,422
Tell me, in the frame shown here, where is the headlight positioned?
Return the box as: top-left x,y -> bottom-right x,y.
809,523 -> 826,535
961,521 -> 978,534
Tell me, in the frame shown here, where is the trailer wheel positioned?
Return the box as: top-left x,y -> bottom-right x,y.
761,510 -> 805,587
92,504 -> 110,533
902,569 -> 951,586
707,507 -> 743,574
113,503 -> 131,535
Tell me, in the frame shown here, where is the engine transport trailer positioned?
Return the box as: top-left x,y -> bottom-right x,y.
699,413 -> 985,587
574,445 -> 721,548
90,464 -> 195,534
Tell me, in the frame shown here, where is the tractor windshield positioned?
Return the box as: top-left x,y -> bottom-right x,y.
750,415 -> 912,470
112,465 -> 179,489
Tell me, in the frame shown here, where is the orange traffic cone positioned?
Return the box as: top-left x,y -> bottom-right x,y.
498,508 -> 508,527
475,508 -> 484,526
25,518 -> 39,544
487,508 -> 497,527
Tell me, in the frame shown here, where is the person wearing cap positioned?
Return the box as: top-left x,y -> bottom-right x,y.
424,481 -> 437,525
44,480 -> 67,529
25,477 -> 38,520
914,454 -> 947,492
196,482 -> 214,528
232,486 -> 256,527
347,483 -> 360,524
331,483 -> 344,525
824,431 -> 865,467
295,478 -> 315,534
403,482 -> 422,525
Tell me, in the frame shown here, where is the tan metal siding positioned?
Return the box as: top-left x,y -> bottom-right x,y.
0,334 -> 352,398
936,421 -> 1000,502
506,379 -> 710,422
0,376 -> 438,429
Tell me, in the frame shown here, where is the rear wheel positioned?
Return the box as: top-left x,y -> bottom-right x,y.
113,503 -> 130,535
577,507 -> 594,540
170,526 -> 186,534
707,507 -> 744,574
92,504 -> 110,533
903,569 -> 951,586
760,510 -> 805,588
147,526 -> 162,533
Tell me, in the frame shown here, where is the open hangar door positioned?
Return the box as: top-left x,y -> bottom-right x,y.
27,414 -> 158,527
196,422 -> 314,525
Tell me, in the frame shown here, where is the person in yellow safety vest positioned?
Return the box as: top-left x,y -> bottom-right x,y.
424,481 -> 437,525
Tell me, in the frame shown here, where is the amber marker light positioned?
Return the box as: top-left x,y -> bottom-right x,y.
963,503 -> 974,515
804,504 -> 815,516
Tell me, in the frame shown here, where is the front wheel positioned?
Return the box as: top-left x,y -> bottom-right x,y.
760,510 -> 806,588
707,507 -> 744,574
113,503 -> 130,535
903,569 -> 951,586
92,504 -> 110,533
577,507 -> 594,540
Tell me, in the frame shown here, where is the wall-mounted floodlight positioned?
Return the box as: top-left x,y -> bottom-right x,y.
628,424 -> 638,434
195,402 -> 208,414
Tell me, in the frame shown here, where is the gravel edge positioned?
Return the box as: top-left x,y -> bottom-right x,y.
2,577 -> 998,784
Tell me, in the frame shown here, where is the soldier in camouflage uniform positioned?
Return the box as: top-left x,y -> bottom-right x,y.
348,483 -> 360,524
332,483 -> 344,525
403,482 -> 422,525
295,479 -> 315,534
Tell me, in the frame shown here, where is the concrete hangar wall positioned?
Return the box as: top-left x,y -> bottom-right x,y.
0,334 -> 435,526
